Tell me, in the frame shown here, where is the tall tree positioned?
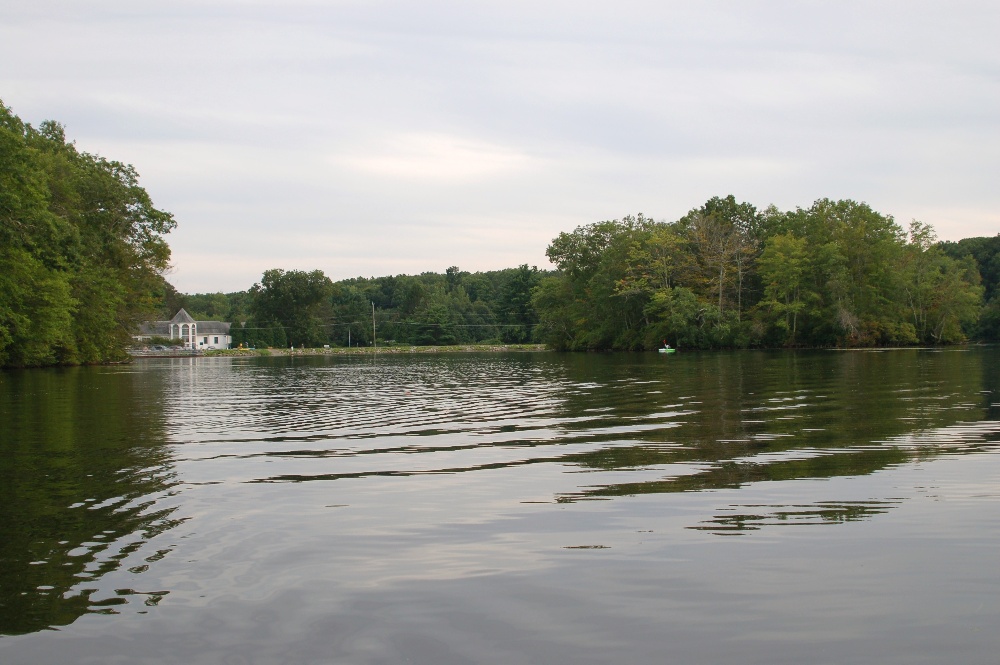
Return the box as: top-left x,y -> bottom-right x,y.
248,269 -> 335,347
544,215 -> 651,349
939,234 -> 1000,340
679,196 -> 761,320
756,233 -> 811,345
0,101 -> 175,367
496,265 -> 542,342
901,221 -> 982,343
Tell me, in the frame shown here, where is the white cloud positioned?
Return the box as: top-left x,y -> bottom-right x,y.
331,133 -> 537,182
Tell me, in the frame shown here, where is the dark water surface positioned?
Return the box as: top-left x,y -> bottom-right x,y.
2,348 -> 999,664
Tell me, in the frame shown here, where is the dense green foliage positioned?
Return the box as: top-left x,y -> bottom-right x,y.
246,268 -> 335,347
939,235 -> 1000,341
221,265 -> 547,348
532,197 -> 985,350
173,197 -> 995,352
0,101 -> 174,367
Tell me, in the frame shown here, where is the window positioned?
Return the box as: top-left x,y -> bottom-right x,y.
203,337 -> 208,344
214,337 -> 219,344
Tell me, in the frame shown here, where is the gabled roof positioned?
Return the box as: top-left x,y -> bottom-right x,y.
170,308 -> 196,324
135,310 -> 233,338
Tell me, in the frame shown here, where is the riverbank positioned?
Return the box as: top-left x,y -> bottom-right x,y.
202,344 -> 549,358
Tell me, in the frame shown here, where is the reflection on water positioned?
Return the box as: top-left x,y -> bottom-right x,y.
0,367 -> 180,635
184,350 -> 998,506
2,348 -> 999,663
691,499 -> 905,533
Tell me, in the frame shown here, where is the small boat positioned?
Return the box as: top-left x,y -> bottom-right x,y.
658,347 -> 676,354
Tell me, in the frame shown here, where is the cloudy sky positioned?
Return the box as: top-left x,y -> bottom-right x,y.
2,1 -> 998,293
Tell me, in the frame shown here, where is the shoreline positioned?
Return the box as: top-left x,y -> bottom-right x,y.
198,344 -> 550,358
126,342 -> 985,361
272,344 -> 547,356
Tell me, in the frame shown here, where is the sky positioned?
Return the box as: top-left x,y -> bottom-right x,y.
2,1 -> 998,294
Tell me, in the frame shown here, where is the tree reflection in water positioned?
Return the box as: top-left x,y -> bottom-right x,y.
0,366 -> 181,635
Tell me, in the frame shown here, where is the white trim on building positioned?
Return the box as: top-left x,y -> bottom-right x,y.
134,309 -> 232,350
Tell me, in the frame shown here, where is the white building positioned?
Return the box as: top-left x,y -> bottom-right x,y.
134,309 -> 232,350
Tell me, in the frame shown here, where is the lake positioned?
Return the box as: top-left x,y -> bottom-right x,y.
1,348 -> 999,664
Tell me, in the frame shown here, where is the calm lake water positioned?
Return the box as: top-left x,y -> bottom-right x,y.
2,348 -> 999,664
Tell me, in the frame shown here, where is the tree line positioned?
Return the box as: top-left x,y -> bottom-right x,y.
533,197 -> 996,350
171,196 -> 999,352
166,265 -> 548,349
5,100 -> 999,367
1,101 -> 174,367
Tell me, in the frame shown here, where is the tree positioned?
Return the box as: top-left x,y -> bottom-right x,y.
756,233 -> 811,345
939,234 -> 1000,340
629,224 -> 693,292
642,286 -> 704,349
0,100 -> 175,367
412,300 -> 458,345
496,265 -> 542,342
330,283 -> 373,346
902,221 -> 982,343
248,269 -> 335,347
0,246 -> 76,366
542,215 -> 654,349
182,292 -> 231,320
679,196 -> 761,320
765,199 -> 910,346
531,275 -> 577,350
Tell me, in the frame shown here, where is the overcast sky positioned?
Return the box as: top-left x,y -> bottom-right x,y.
2,1 -> 998,293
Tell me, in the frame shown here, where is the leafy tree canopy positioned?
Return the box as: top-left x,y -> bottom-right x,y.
0,100 -> 174,367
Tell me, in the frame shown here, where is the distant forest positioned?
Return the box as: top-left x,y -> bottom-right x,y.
3,100 -> 999,368
169,196 -> 1000,351
162,265 -> 547,349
